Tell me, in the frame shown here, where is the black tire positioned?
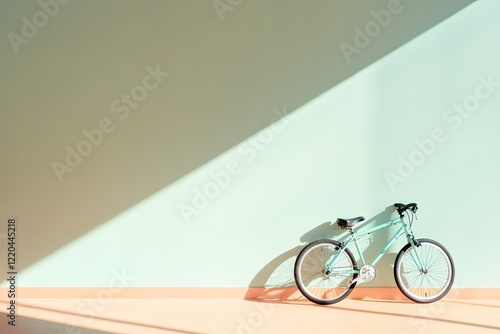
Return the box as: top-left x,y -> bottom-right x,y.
294,239 -> 358,305
394,238 -> 455,303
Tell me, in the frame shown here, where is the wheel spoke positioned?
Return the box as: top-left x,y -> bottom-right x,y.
294,240 -> 357,304
395,239 -> 454,303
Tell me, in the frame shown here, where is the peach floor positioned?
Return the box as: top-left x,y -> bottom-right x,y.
1,288 -> 499,334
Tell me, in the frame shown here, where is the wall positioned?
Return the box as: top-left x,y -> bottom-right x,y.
2,0 -> 497,290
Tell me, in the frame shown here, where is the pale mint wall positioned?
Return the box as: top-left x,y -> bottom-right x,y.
2,1 -> 498,289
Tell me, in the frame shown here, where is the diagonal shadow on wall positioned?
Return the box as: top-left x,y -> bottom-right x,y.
0,0 -> 475,278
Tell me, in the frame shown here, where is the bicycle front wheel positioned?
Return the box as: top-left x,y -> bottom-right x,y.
294,239 -> 358,305
394,238 -> 455,303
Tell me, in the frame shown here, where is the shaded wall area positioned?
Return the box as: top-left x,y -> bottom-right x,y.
0,0 -> 484,287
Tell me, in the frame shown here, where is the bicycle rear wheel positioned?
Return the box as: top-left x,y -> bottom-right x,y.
394,238 -> 455,303
294,239 -> 357,305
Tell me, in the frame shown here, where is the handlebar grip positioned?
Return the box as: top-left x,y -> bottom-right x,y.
408,203 -> 418,210
394,202 -> 418,213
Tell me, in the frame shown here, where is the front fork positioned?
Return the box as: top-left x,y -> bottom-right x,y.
405,233 -> 426,272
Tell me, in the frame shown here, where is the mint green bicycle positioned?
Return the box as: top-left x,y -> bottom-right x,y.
294,203 -> 455,304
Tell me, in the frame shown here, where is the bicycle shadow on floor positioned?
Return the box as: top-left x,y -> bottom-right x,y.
244,205 -> 400,303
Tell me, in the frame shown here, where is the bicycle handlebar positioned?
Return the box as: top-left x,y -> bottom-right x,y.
394,202 -> 418,217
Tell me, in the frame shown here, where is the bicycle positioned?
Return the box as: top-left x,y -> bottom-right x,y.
293,203 -> 455,304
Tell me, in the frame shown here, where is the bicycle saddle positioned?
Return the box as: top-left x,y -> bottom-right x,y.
336,216 -> 365,229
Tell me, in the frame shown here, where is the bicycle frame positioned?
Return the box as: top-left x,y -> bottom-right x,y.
326,217 -> 424,275
294,203 -> 455,304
